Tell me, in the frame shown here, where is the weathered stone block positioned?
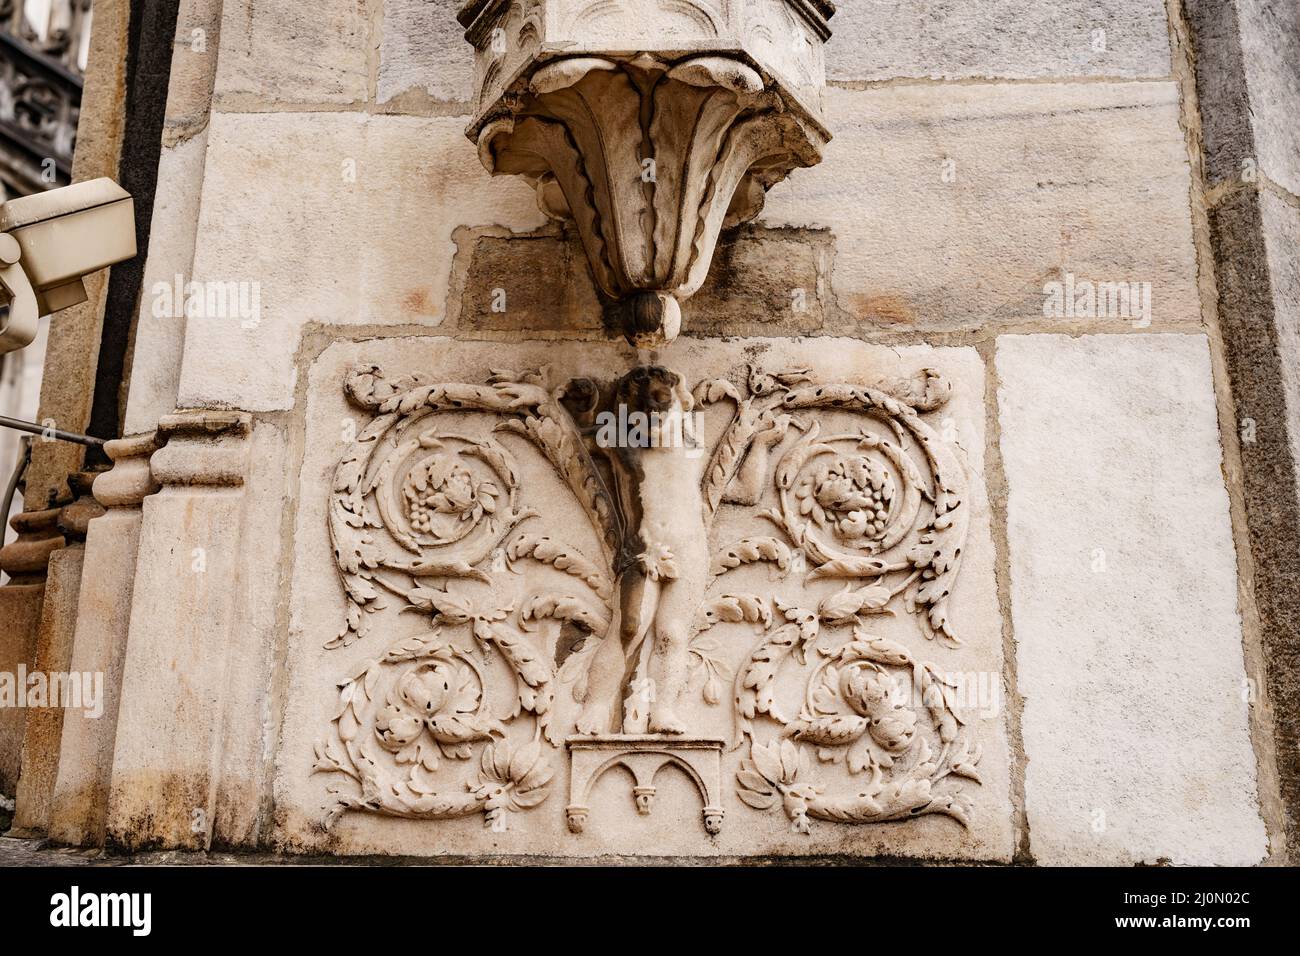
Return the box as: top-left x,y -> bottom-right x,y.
213,0 -> 370,108
379,0 -> 476,106
1237,0 -> 1300,198
1260,192 -> 1300,473
762,82 -> 1201,333
0,584 -> 41,797
997,333 -> 1268,865
455,225 -> 830,334
47,510 -> 143,847
826,0 -> 1172,82
454,227 -> 603,332
11,545 -> 86,834
178,111 -> 546,412
1184,0 -> 1257,191
689,226 -> 831,335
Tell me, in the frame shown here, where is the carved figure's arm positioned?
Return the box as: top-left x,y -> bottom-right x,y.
722,413 -> 792,506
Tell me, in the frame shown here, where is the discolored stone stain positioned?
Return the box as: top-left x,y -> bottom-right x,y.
846,293 -> 916,326
401,288 -> 437,320
270,804 -> 349,857
106,771 -> 212,852
212,776 -> 262,850
48,780 -> 111,848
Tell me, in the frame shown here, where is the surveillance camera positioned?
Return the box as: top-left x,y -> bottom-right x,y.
0,178 -> 136,356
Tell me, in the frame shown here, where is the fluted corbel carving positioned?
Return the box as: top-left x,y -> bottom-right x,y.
460,0 -> 836,347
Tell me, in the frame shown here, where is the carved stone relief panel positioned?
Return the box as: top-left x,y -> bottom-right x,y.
279,337 -> 1012,860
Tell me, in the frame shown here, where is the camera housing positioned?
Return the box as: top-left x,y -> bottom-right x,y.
0,178 -> 136,355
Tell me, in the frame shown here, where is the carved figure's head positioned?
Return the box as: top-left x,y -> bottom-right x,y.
615,365 -> 690,416
610,365 -> 700,455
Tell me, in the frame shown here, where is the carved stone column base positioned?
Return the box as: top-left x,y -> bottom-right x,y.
565,735 -> 725,836
47,433 -> 160,847
0,507 -> 62,796
11,473 -> 103,835
105,413 -> 251,851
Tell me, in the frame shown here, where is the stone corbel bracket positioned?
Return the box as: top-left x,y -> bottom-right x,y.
565,735 -> 726,836
459,0 -> 836,347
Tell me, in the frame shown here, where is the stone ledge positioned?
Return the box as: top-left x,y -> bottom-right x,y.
0,834 -> 1015,867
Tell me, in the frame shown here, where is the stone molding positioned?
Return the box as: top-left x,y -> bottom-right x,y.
150,411 -> 252,488
56,472 -> 106,540
91,433 -> 163,510
0,508 -> 64,581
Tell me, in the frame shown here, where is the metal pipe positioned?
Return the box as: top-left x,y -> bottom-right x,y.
0,413 -> 105,447
2,434 -> 31,530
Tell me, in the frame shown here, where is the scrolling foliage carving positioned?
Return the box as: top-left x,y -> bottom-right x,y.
314,357 -> 981,836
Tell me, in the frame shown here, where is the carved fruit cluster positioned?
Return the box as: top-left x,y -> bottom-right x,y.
403,456 -> 499,534
840,663 -> 918,754
798,455 -> 895,541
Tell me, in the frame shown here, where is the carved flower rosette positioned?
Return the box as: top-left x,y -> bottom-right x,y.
314,356 -> 984,839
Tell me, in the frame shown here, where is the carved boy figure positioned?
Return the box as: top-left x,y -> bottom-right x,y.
558,364 -> 795,736
553,361 -> 707,738
562,365 -> 708,734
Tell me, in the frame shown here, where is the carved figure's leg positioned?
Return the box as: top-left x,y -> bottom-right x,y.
574,630 -> 626,735
575,572 -> 654,735
647,577 -> 699,735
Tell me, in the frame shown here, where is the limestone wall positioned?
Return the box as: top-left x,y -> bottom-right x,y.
27,0 -> 1290,863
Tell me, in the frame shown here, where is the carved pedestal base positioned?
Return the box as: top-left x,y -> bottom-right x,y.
565,736 -> 725,836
